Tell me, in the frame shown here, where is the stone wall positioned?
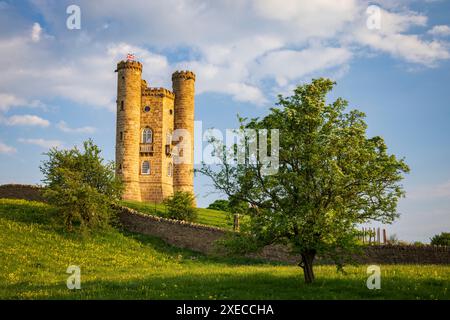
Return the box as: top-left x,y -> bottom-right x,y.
0,184 -> 45,202
117,206 -> 450,265
1,185 -> 449,265
118,206 -> 227,254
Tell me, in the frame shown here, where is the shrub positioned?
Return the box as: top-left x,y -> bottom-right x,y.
207,199 -> 230,212
430,232 -> 450,246
40,139 -> 123,231
163,191 -> 197,222
216,232 -> 261,255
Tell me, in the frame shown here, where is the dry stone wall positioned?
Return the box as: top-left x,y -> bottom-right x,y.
1,184 -> 449,265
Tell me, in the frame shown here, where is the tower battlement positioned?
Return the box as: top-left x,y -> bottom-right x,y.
172,70 -> 196,81
115,60 -> 195,204
142,87 -> 175,99
116,60 -> 143,72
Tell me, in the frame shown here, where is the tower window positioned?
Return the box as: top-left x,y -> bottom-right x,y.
142,128 -> 153,143
169,109 -> 173,115
119,131 -> 123,141
144,106 -> 151,113
142,161 -> 150,175
118,164 -> 122,173
120,101 -> 124,111
167,163 -> 173,177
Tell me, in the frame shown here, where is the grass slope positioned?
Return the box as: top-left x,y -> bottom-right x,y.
1,198 -> 449,300
121,200 -> 233,229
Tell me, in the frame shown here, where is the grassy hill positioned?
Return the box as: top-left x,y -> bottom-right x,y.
1,198 -> 449,299
121,200 -> 233,229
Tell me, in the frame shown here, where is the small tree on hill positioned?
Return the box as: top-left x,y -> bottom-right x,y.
207,199 -> 231,212
431,232 -> 450,246
40,139 -> 123,231
163,191 -> 197,222
197,78 -> 409,283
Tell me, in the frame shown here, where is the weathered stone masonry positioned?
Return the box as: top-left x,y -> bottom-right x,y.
115,60 -> 195,203
117,205 -> 450,265
1,184 -> 449,265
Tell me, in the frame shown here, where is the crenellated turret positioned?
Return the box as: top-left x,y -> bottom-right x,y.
115,60 -> 142,201
172,70 -> 195,202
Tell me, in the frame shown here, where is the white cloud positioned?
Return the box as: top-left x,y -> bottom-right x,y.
377,9 -> 427,34
0,93 -> 45,112
428,25 -> 450,37
0,0 -> 447,109
57,121 -> 96,134
254,47 -> 353,84
0,141 -> 16,154
354,31 -> 450,66
351,7 -> 450,66
1,114 -> 49,127
18,138 -> 62,149
31,22 -> 42,42
253,0 -> 359,39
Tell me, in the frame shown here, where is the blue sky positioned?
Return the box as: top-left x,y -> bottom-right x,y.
0,0 -> 449,242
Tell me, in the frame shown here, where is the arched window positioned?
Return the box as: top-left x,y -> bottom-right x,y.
167,162 -> 173,177
142,128 -> 153,144
142,161 -> 150,175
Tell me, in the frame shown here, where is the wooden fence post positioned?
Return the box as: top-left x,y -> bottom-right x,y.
233,214 -> 240,231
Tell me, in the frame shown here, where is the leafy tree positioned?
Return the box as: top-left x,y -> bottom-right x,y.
207,199 -> 231,212
163,191 -> 197,222
208,198 -> 249,228
197,79 -> 409,283
40,139 -> 123,231
430,232 -> 450,246
208,198 -> 249,214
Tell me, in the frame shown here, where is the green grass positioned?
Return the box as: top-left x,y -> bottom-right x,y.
1,198 -> 449,299
121,200 -> 233,229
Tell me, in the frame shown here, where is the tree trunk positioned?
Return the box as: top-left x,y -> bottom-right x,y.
299,250 -> 316,284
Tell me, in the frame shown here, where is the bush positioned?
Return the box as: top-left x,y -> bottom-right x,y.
163,191 -> 197,222
216,232 -> 260,255
207,199 -> 230,212
40,139 -> 123,231
430,232 -> 450,246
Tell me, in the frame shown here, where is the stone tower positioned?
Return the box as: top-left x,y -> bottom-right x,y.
172,71 -> 195,196
115,60 -> 195,204
115,60 -> 142,201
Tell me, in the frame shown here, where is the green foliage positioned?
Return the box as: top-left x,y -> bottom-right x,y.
163,191 -> 197,222
198,78 -> 409,283
207,199 -> 231,212
207,198 -> 250,226
121,200 -> 232,229
1,199 -> 450,299
216,232 -> 262,255
40,139 -> 123,231
430,232 -> 450,246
